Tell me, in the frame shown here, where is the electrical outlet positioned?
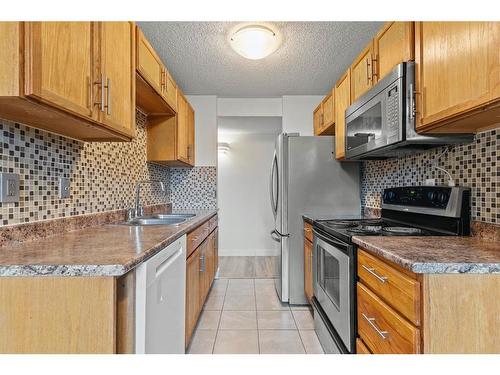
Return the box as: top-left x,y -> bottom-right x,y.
0,173 -> 20,203
58,177 -> 71,199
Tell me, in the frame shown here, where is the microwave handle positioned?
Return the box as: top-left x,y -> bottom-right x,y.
408,83 -> 416,120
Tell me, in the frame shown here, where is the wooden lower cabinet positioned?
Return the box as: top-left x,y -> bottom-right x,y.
356,338 -> 372,354
304,239 -> 313,303
303,221 -> 314,303
185,248 -> 201,347
358,282 -> 420,354
0,277 -> 117,353
185,216 -> 219,348
357,247 -> 500,354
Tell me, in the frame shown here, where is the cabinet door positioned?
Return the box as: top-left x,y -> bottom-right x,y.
214,228 -> 219,277
334,71 -> 351,160
176,93 -> 190,163
99,22 -> 135,136
162,71 -> 178,112
415,22 -> 500,131
304,239 -> 313,303
186,250 -> 201,347
373,22 -> 414,81
25,22 -> 94,119
321,92 -> 334,129
198,240 -> 211,305
187,102 -> 195,166
350,44 -> 373,102
313,104 -> 322,135
136,27 -> 163,96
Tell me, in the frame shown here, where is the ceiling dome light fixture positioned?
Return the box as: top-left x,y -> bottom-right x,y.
230,25 -> 280,60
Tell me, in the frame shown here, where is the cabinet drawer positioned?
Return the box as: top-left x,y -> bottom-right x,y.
304,222 -> 313,243
187,221 -> 210,258
357,283 -> 420,354
208,214 -> 218,233
358,249 -> 421,325
356,338 -> 372,354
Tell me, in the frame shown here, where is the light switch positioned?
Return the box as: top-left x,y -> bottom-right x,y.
59,177 -> 71,199
0,173 -> 20,203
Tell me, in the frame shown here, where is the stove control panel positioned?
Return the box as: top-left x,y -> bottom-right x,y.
382,186 -> 451,209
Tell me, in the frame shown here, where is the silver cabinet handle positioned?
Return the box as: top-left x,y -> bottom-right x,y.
361,264 -> 388,283
362,313 -> 388,340
105,77 -> 111,115
93,74 -> 105,111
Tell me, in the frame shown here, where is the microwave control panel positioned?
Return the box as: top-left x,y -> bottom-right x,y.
386,84 -> 400,142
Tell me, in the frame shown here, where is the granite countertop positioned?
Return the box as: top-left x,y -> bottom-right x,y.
0,210 -> 217,277
352,236 -> 500,274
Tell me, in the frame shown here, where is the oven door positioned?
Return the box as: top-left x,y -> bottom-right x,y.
313,229 -> 353,352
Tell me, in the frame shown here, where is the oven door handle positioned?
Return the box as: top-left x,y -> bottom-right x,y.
313,228 -> 349,250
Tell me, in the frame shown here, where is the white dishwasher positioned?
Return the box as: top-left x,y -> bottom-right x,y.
135,235 -> 186,354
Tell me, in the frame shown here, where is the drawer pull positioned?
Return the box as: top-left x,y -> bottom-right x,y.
361,264 -> 388,283
362,313 -> 388,340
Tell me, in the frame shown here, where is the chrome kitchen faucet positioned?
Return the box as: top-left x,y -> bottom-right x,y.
128,180 -> 166,220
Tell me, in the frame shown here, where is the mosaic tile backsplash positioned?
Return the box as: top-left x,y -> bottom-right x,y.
0,109 -> 218,226
170,167 -> 217,210
361,128 -> 499,224
0,111 -> 172,226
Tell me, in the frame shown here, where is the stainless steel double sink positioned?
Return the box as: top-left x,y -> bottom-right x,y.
122,213 -> 196,226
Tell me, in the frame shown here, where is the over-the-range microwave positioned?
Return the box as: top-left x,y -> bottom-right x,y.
344,62 -> 473,160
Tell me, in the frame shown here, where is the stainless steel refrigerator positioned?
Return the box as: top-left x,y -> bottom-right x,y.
269,133 -> 361,304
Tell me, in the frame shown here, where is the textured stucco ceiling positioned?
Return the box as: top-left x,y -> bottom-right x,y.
137,22 -> 384,97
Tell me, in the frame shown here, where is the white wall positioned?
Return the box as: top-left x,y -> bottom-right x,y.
217,117 -> 282,256
186,95 -> 217,167
217,98 -> 282,117
282,95 -> 323,135
186,95 -> 321,166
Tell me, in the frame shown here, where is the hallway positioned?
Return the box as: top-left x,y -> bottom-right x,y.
187,278 -> 324,354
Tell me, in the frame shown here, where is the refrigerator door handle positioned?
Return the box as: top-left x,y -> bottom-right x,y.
269,150 -> 278,216
270,229 -> 281,243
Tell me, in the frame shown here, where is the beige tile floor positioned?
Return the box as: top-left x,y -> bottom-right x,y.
218,256 -> 278,278
187,278 -> 324,354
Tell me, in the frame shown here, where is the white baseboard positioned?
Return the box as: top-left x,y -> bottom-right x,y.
218,248 -> 279,256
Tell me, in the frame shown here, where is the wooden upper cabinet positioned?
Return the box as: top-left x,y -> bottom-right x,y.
334,70 -> 351,160
176,92 -> 190,163
415,22 -> 500,133
350,43 -> 373,102
147,90 -> 195,167
25,22 -> 94,120
322,92 -> 334,127
135,26 -> 176,116
373,22 -> 414,81
315,91 -> 335,136
162,71 -> 178,112
0,21 -> 135,141
187,102 -> 195,165
313,103 -> 322,135
98,22 -> 135,137
136,27 -> 163,95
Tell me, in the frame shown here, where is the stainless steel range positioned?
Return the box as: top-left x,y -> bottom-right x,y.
311,186 -> 471,353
